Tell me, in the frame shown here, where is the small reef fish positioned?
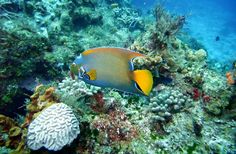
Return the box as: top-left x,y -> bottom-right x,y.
226,72 -> 235,85
70,47 -> 153,96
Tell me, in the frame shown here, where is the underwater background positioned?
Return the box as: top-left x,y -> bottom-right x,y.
0,0 -> 235,153
133,0 -> 236,65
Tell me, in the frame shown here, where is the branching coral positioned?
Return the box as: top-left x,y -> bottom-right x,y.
113,7 -> 143,30
56,77 -> 101,111
149,4 -> 185,50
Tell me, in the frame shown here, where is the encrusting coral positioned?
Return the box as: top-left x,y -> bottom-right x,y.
92,108 -> 138,144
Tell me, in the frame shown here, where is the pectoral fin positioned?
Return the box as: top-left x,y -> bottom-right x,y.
86,69 -> 97,80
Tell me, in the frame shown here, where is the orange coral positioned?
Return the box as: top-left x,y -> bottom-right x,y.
22,86 -> 58,128
226,72 -> 235,85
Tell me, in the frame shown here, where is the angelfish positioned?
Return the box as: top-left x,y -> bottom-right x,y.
70,47 -> 153,96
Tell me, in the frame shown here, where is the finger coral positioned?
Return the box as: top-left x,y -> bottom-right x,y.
149,86 -> 193,123
27,103 -> 80,151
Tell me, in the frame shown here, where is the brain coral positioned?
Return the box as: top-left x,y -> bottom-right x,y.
27,103 -> 80,151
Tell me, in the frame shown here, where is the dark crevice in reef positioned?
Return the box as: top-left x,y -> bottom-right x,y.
0,88 -> 32,119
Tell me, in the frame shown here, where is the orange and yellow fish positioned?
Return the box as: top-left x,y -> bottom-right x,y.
70,47 -> 153,96
226,72 -> 235,85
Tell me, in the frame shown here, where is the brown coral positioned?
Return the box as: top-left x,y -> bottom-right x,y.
132,56 -> 163,75
0,114 -> 29,153
0,114 -> 17,132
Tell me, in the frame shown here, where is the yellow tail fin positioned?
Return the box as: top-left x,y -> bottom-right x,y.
132,70 -> 153,96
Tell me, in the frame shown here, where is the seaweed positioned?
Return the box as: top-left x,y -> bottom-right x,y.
149,4 -> 185,50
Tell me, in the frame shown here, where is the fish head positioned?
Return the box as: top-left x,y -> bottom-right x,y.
70,54 -> 84,80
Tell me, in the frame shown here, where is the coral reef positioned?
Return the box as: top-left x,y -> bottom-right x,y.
0,22 -> 52,106
56,77 -> 101,113
149,4 -> 185,50
0,0 -> 235,154
202,70 -> 232,115
0,114 -> 29,153
92,108 -> 138,144
154,104 -> 236,153
22,85 -> 59,128
27,103 -> 80,151
0,0 -> 143,108
149,86 -> 193,123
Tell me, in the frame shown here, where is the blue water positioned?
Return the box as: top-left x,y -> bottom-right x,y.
132,0 -> 236,66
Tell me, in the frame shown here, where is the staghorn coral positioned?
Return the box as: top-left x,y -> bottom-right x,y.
113,7 -> 143,30
27,103 -> 80,151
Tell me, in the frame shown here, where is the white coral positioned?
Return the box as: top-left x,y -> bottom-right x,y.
57,77 -> 101,97
27,103 -> 80,151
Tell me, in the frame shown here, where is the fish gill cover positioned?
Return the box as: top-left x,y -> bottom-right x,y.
0,0 -> 235,153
